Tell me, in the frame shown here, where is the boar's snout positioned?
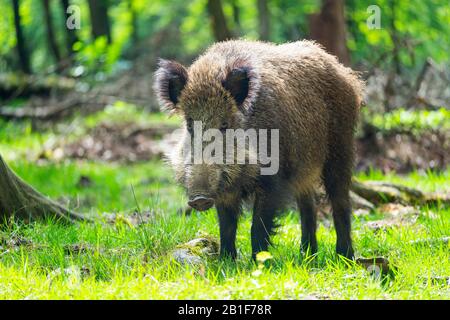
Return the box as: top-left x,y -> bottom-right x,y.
188,196 -> 214,211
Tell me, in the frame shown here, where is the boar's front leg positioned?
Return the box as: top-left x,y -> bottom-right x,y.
251,192 -> 278,260
216,198 -> 241,259
297,193 -> 318,255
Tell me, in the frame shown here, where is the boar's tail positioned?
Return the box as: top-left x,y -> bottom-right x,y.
345,68 -> 366,110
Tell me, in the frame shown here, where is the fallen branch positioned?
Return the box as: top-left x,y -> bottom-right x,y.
351,180 -> 450,206
350,191 -> 375,211
0,73 -> 76,99
0,92 -> 114,120
0,101 -> 80,120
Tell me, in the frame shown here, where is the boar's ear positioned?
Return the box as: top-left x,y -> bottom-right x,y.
153,59 -> 188,112
223,66 -> 259,114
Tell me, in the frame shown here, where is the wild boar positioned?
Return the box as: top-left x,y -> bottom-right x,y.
154,40 -> 364,260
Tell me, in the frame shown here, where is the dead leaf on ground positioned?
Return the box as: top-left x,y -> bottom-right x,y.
104,210 -> 155,226
420,276 -> 450,286
354,208 -> 371,217
365,204 -> 420,231
47,265 -> 91,281
64,243 -> 102,255
379,203 -> 420,217
0,235 -> 35,249
356,257 -> 392,277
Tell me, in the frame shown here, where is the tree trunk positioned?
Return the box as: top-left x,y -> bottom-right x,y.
42,0 -> 62,65
257,0 -> 270,41
129,0 -> 138,44
231,0 -> 241,34
231,0 -> 240,27
346,0 -> 360,49
389,0 -> 401,74
206,0 -> 233,42
87,0 -> 112,43
11,0 -> 31,74
309,0 -> 350,65
61,0 -> 78,57
0,153 -> 87,224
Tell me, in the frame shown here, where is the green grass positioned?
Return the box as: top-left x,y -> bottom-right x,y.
362,107 -> 450,134
0,106 -> 449,299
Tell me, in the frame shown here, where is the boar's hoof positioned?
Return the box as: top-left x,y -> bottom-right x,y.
188,196 -> 214,211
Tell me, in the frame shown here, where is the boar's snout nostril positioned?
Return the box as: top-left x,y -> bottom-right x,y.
188,196 -> 214,212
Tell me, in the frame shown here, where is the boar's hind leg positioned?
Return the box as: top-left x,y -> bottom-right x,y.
297,194 -> 318,255
251,192 -> 279,260
323,146 -> 355,260
216,201 -> 241,259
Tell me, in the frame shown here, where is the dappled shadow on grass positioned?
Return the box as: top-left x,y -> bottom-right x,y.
1,138 -> 449,298
0,204 -> 448,298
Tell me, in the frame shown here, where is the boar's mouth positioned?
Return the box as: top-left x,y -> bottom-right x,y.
188,195 -> 215,211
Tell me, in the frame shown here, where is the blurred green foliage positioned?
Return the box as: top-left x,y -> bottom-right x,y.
368,107 -> 450,134
347,0 -> 450,71
0,0 -> 448,75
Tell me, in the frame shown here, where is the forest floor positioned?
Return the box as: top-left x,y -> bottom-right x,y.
0,103 -> 449,299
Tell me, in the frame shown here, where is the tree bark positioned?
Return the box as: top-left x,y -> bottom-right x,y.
309,0 -> 350,65
231,0 -> 240,29
129,0 -> 138,44
61,0 -> 78,57
11,0 -> 31,74
0,153 -> 87,224
389,0 -> 401,74
42,0 -> 62,65
257,0 -> 270,41
206,0 -> 233,42
87,0 -> 112,43
230,0 -> 241,36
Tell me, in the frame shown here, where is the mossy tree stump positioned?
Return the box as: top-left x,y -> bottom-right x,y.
0,153 -> 86,224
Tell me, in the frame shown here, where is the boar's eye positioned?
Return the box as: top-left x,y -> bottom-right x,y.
220,121 -> 229,132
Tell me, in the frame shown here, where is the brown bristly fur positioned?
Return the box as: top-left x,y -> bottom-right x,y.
154,39 -> 365,260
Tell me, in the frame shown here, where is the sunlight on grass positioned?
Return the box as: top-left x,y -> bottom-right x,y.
0,205 -> 448,299
356,168 -> 450,192
0,108 -> 449,299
